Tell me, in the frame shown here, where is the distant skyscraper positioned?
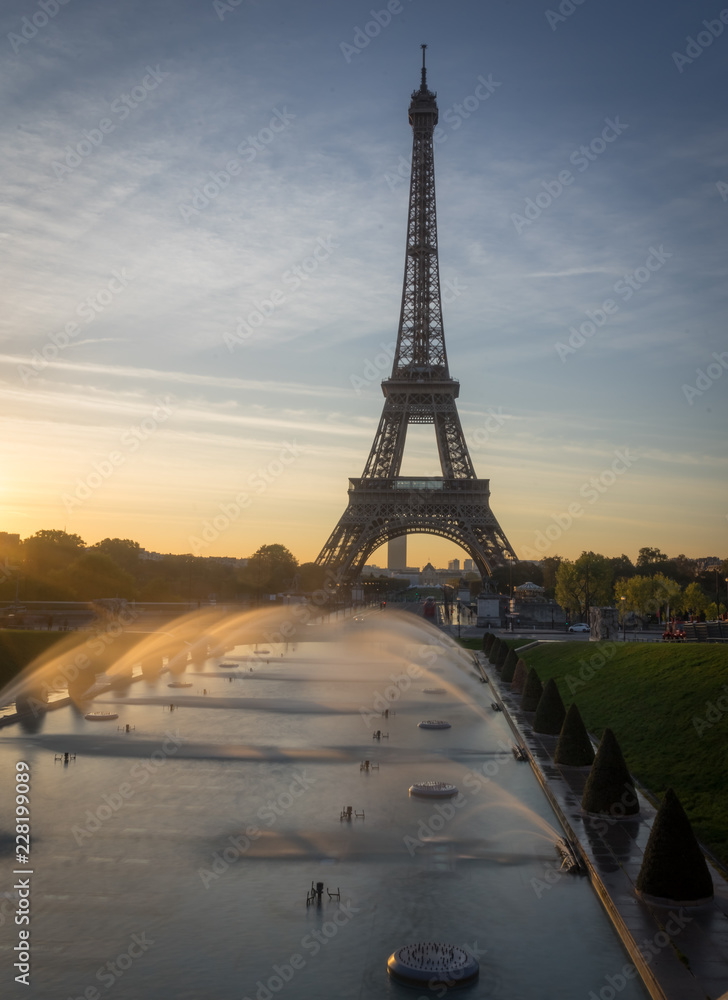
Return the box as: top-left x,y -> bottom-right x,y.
388,535 -> 407,569
464,559 -> 473,572
448,558 -> 460,572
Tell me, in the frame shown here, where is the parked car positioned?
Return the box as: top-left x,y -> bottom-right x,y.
568,623 -> 590,633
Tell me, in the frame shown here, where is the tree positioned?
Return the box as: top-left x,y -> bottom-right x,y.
636,788 -> 713,902
295,562 -> 328,593
488,637 -> 503,666
555,552 -> 613,621
539,556 -> 562,597
23,529 -> 85,574
91,538 -> 142,573
242,543 -> 298,595
554,703 -> 594,767
500,647 -> 518,683
615,574 -> 681,623
65,551 -> 137,600
660,553 -> 697,589
521,667 -> 543,712
20,530 -> 87,600
495,640 -> 509,671
581,728 -> 639,817
636,546 -> 668,572
554,560 -> 583,620
608,553 -> 635,580
533,677 -> 566,735
511,658 -> 528,694
680,581 -> 707,616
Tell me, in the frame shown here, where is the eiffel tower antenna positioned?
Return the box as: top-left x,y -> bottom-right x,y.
316,51 -> 516,584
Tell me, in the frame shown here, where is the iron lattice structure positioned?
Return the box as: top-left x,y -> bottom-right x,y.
316,48 -> 516,583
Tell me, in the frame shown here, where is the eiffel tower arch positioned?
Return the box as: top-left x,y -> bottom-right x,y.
316,47 -> 517,584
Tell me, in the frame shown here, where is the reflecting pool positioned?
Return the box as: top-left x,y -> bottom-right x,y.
0,609 -> 649,999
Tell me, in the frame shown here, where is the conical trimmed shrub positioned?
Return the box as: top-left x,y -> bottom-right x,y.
636,788 -> 713,902
500,647 -> 519,683
581,728 -> 639,817
483,632 -> 495,654
511,659 -> 528,694
533,677 -> 566,735
487,637 -> 502,666
495,641 -> 509,672
520,667 -> 543,712
554,703 -> 595,766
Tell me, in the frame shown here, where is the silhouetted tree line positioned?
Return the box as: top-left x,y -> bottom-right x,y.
0,530 -> 327,604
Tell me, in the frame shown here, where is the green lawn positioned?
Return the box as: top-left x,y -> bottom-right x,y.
0,628 -> 145,691
501,640 -> 728,865
0,630 -> 74,689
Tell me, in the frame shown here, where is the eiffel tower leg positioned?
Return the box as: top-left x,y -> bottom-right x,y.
362,409 -> 408,479
434,408 -> 475,479
315,521 -> 364,579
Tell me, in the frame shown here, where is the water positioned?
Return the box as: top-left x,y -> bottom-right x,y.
0,609 -> 649,998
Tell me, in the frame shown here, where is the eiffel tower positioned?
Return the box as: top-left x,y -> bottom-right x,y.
316,47 -> 516,583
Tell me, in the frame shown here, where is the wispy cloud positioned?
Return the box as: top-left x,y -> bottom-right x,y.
0,354 -> 349,399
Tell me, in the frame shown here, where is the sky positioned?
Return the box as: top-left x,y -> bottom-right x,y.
1,0 -> 726,570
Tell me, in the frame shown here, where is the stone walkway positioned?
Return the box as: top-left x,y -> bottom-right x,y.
480,652 -> 728,1000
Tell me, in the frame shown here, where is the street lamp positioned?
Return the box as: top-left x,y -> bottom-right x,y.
620,596 -> 626,642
